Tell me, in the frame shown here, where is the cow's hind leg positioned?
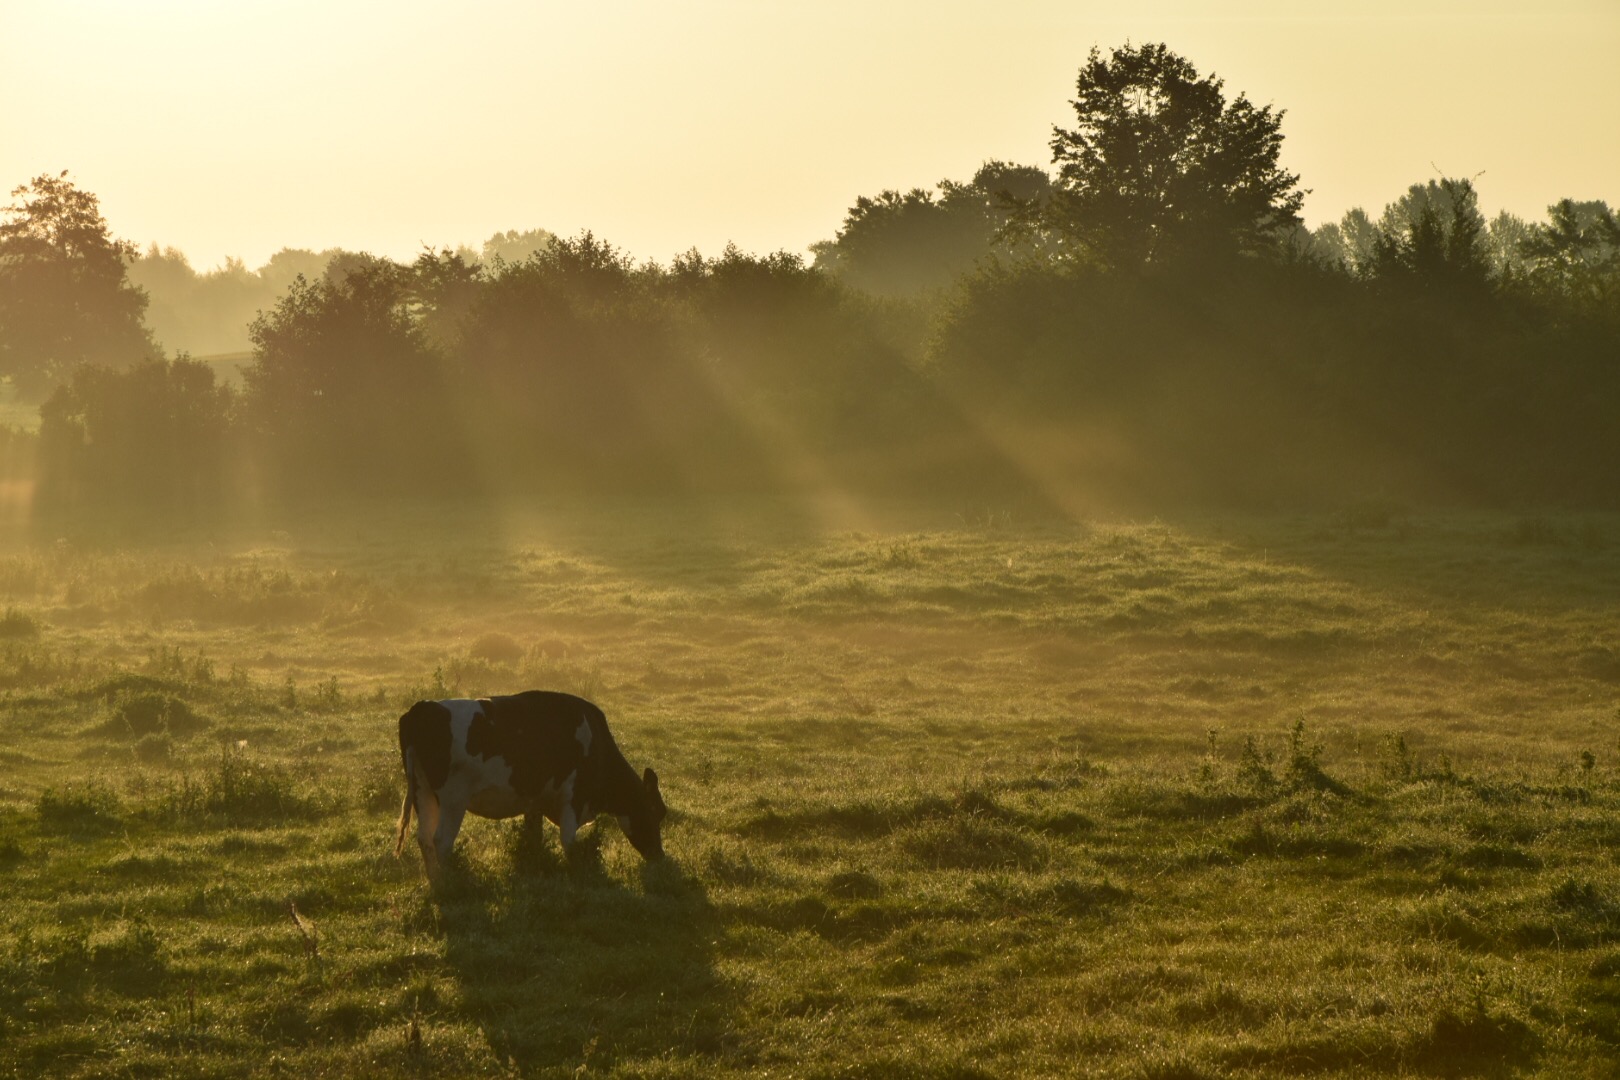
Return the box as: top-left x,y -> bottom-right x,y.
432,803 -> 468,872
412,781 -> 444,879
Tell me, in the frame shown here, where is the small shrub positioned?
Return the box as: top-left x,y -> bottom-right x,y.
108,691 -> 207,737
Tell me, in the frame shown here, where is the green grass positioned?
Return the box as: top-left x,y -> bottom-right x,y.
0,503 -> 1618,1076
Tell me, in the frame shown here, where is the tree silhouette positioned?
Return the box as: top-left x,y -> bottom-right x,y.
1518,199 -> 1620,316
1369,178 -> 1493,294
811,162 -> 1051,296
0,172 -> 155,398
1033,43 -> 1304,269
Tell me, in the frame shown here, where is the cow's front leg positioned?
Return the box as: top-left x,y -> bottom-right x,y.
522,810 -> 546,837
557,803 -> 578,853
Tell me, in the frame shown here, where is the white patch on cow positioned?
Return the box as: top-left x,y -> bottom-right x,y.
532,769 -> 576,819
443,698 -> 484,752
574,714 -> 593,755
441,699 -> 519,818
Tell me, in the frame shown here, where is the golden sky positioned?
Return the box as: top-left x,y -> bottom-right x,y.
3,0 -> 1616,270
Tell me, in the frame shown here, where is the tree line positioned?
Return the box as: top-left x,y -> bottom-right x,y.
3,43 -> 1617,522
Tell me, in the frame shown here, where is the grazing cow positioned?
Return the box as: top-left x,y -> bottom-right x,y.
394,690 -> 665,875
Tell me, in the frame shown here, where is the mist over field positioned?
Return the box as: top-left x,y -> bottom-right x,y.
2,38 -> 1620,1079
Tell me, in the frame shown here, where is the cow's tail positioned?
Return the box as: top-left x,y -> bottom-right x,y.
394,744 -> 416,858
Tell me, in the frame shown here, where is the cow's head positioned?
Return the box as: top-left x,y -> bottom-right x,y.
620,767 -> 667,860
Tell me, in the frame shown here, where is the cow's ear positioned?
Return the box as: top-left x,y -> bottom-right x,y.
643,768 -> 659,794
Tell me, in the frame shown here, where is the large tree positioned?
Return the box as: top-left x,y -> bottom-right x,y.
1034,43 -> 1304,269
0,172 -> 155,398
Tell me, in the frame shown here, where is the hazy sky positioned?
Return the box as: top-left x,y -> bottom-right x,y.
3,0 -> 1616,271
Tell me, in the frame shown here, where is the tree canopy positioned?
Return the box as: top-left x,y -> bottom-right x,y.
1032,43 -> 1304,269
0,172 -> 154,398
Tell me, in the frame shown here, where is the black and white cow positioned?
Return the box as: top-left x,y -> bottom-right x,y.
394,690 -> 665,874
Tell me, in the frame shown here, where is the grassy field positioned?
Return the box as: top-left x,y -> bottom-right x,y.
2,501 -> 1619,1078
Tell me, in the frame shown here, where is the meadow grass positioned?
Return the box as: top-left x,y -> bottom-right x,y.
1,502 -> 1618,1077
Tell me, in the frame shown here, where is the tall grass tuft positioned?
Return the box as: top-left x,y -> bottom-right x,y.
153,742 -> 323,823
1284,718 -> 1348,795
37,783 -> 123,833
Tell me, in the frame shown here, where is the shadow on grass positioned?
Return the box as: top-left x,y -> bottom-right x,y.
434,825 -> 738,1076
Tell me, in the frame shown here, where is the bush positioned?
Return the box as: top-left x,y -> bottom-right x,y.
109,691 -> 208,737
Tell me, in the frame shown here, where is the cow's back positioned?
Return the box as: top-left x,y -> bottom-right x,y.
476,691 -> 611,801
